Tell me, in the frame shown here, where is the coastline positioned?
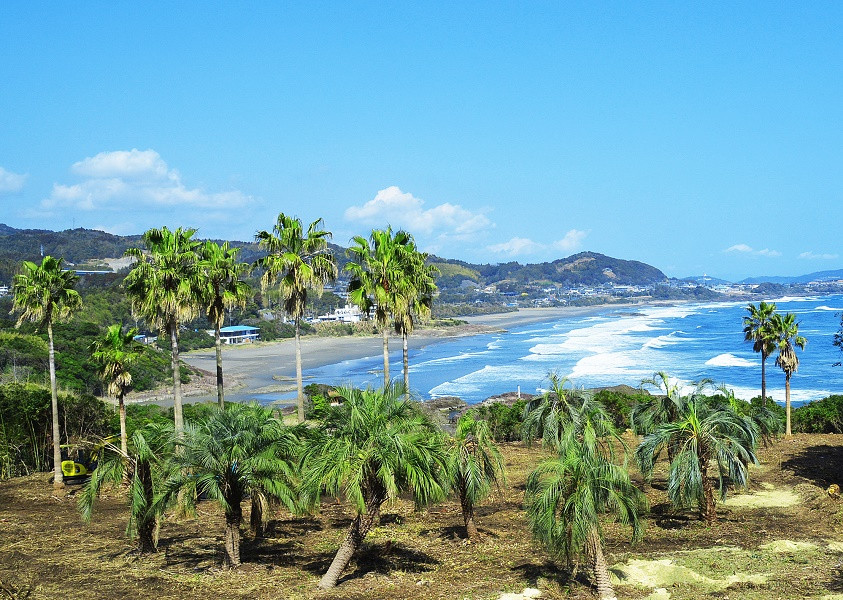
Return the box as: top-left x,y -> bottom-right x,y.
130,303 -> 639,406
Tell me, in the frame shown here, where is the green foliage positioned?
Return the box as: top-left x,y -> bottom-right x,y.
0,383 -> 113,478
792,395 -> 843,433
593,389 -> 647,430
155,328 -> 215,352
467,400 -> 525,442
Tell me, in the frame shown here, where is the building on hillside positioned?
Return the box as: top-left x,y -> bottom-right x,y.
316,305 -> 363,323
210,325 -> 261,344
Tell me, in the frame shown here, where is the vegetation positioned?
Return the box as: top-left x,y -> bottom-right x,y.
198,240 -> 250,408
743,301 -> 778,406
770,311 -> 807,436
11,255 -> 83,487
300,384 -> 447,589
124,227 -> 202,434
255,213 -> 337,423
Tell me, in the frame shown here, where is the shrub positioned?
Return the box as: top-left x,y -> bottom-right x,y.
468,400 -> 526,442
792,395 -> 843,433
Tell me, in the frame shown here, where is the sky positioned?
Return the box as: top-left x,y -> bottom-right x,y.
0,3 -> 841,281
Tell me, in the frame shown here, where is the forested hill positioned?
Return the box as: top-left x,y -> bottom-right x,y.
0,224 -> 665,288
431,251 -> 667,289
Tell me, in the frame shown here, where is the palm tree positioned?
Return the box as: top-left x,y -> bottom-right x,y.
770,312 -> 807,436
522,373 -> 593,448
124,227 -> 202,434
90,324 -> 145,473
160,403 -> 301,567
198,240 -> 251,408
630,371 -> 685,435
715,384 -> 783,447
345,228 -> 414,386
525,387 -> 645,600
301,384 -> 447,589
79,422 -> 174,553
393,242 -> 438,393
743,301 -> 778,406
255,214 -> 337,423
636,393 -> 758,523
444,413 -> 506,540
11,255 -> 82,488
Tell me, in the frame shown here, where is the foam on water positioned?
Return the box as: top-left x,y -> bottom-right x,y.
705,353 -> 757,368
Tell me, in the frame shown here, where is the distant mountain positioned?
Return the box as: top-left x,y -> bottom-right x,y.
431,251 -> 667,289
740,269 -> 843,285
682,275 -> 732,285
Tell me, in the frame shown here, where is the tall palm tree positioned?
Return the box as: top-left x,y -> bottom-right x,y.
160,403 -> 301,567
743,301 -> 778,406
770,312 -> 807,436
444,413 -> 506,540
525,387 -> 645,600
255,214 -> 336,423
124,227 -> 202,434
90,324 -> 145,472
79,422 -> 174,553
301,384 -> 447,589
345,228 -> 414,386
11,255 -> 82,488
636,393 -> 758,523
198,240 -> 251,408
393,242 -> 438,393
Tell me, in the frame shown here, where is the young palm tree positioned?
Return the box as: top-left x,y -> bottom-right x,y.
90,324 -> 145,473
525,389 -> 645,600
79,422 -> 174,553
630,371 -> 685,436
301,384 -> 448,589
445,413 -> 506,540
770,312 -> 807,436
11,255 -> 82,488
160,403 -> 301,567
345,228 -> 414,386
124,227 -> 202,434
198,240 -> 251,408
743,301 -> 778,406
522,373 -> 592,448
393,243 -> 438,393
636,393 -> 758,523
715,384 -> 783,446
255,214 -> 337,423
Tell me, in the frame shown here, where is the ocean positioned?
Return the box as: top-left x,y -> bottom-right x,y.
303,294 -> 843,407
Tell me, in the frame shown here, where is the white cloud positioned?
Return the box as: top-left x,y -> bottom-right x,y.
41,149 -> 252,212
487,237 -> 544,257
0,167 -> 28,194
344,186 -> 492,237
799,251 -> 839,260
553,229 -> 589,252
724,244 -> 780,257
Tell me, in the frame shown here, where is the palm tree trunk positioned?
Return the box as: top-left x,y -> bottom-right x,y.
250,495 -> 265,538
224,503 -> 243,567
460,488 -> 478,540
318,496 -> 383,589
118,392 -> 129,486
587,529 -> 617,600
402,331 -> 409,394
295,318 -> 304,423
47,322 -> 63,489
761,352 -> 767,407
215,324 -> 224,409
382,327 -> 390,386
785,374 -> 792,437
169,321 -> 184,435
700,460 -> 716,524
137,459 -> 157,553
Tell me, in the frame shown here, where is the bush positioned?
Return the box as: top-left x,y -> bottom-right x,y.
792,395 -> 843,433
593,389 -> 649,430
468,400 -> 526,442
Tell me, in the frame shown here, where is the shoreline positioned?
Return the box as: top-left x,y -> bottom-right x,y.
130,303 -> 642,406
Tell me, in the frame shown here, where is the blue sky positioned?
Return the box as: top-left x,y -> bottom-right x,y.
1,3 -> 840,281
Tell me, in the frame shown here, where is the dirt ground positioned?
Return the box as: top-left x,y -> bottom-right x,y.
0,434 -> 841,600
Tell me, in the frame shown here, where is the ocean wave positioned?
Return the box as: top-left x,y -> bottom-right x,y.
644,331 -> 690,349
723,384 -> 832,405
815,306 -> 843,311
705,353 -> 756,368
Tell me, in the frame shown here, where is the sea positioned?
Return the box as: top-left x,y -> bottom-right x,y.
301,294 -> 843,407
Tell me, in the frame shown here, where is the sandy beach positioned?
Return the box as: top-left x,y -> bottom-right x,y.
132,303 -> 654,406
